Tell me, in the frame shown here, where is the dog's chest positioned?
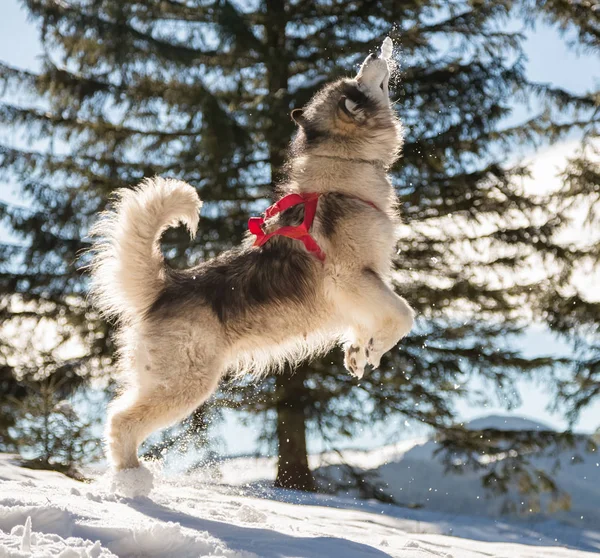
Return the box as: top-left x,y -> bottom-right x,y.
316,196 -> 398,267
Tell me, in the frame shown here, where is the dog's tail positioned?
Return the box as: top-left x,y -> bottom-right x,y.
89,177 -> 202,321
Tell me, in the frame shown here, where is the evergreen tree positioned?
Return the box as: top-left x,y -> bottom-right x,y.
0,366 -> 27,451
0,0 -> 597,495
9,374 -> 100,475
527,1 -> 600,427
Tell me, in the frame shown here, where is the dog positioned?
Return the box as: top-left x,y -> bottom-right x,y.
89,44 -> 415,471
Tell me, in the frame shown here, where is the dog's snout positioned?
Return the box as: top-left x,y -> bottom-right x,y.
356,52 -> 390,99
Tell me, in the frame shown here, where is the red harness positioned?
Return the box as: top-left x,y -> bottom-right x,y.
248,192 -> 379,262
248,192 -> 326,261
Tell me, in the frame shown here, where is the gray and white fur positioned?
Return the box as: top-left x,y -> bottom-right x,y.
89,47 -> 415,471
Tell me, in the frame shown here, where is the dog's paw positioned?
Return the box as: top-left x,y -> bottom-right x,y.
108,462 -> 155,498
365,337 -> 380,369
344,343 -> 368,379
366,336 -> 393,370
367,312 -> 414,369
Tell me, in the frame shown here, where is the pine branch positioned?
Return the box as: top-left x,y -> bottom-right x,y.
25,0 -> 254,67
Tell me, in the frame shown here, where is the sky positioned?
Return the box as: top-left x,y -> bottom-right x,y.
0,1 -> 599,456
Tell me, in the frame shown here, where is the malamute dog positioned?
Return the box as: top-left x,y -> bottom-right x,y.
90,40 -> 415,471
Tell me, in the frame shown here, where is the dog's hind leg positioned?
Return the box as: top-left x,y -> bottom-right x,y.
106,371 -> 221,471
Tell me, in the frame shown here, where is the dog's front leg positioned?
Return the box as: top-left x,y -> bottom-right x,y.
343,331 -> 371,379
338,269 -> 414,377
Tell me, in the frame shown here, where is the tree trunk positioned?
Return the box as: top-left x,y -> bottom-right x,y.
274,367 -> 315,491
42,384 -> 51,464
263,0 -> 314,492
264,0 -> 291,183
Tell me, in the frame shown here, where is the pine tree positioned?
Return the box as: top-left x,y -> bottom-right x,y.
526,1 -> 600,427
0,0 -> 598,494
10,374 -> 100,475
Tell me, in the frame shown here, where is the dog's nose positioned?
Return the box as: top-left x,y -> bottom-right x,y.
356,38 -> 393,101
356,54 -> 389,85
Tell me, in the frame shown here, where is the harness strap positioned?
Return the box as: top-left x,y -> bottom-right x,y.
248,192 -> 380,262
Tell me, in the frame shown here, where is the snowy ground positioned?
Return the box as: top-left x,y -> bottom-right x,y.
208,416 -> 600,530
1,452 -> 599,557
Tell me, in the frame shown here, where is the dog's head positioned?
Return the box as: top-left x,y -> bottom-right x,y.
290,44 -> 403,167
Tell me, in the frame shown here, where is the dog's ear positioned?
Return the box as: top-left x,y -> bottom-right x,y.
338,95 -> 364,123
291,108 -> 306,127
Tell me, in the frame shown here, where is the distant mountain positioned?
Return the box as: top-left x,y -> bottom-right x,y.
464,415 -> 553,432
313,415 -> 598,527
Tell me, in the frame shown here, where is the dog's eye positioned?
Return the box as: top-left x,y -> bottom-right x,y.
379,81 -> 385,91
338,95 -> 365,121
344,98 -> 360,113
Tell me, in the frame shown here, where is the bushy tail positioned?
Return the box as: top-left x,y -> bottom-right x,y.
89,177 -> 202,321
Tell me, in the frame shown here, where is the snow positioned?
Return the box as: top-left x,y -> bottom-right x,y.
206,422 -> 600,544
108,463 -> 155,498
328,438 -> 600,527
0,450 -> 599,558
209,416 -> 600,533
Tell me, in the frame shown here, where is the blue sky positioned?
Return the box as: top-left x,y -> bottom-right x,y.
1,1 -> 598,455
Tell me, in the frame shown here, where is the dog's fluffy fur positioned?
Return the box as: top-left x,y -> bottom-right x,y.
89,51 -> 415,471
